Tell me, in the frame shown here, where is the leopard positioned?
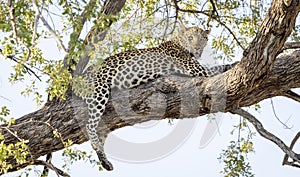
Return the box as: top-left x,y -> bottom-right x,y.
73,23 -> 237,171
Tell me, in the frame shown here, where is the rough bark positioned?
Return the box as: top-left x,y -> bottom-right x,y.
212,0 -> 300,109
1,0 -> 300,173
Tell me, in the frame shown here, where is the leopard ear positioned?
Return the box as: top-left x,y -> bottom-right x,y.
205,29 -> 211,35
178,22 -> 187,32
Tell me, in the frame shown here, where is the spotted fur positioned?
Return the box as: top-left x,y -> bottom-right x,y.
74,24 -> 236,171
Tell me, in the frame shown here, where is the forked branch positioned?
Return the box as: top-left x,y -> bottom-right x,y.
282,132 -> 300,168
34,159 -> 70,177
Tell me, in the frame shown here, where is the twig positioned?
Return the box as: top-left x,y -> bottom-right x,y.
32,0 -> 68,54
230,108 -> 300,164
8,0 -> 18,45
283,90 -> 300,103
5,54 -> 42,81
172,0 -> 246,50
41,153 -> 53,177
270,99 -> 292,129
32,2 -> 41,45
0,95 -> 12,102
34,159 -> 70,177
3,127 -> 23,142
282,132 -> 300,168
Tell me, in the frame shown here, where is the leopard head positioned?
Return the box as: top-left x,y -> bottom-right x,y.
175,23 -> 210,59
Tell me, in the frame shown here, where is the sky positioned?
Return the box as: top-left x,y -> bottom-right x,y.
1,16 -> 300,177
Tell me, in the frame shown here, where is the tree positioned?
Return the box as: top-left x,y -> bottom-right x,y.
0,0 -> 300,176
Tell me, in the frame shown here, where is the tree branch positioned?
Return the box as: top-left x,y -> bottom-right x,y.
230,108 -> 300,164
8,0 -> 18,45
62,0 -> 97,67
7,0 -> 32,60
270,98 -> 292,129
282,42 -> 300,50
41,153 -> 52,177
219,0 -> 300,106
34,159 -> 70,177
31,0 -> 41,45
1,52 -> 42,81
73,0 -> 126,75
282,132 -> 300,168
209,0 -> 219,16
283,90 -> 300,103
32,0 -> 68,54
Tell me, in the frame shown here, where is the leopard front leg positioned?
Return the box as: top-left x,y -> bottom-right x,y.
205,61 -> 239,77
85,84 -> 113,171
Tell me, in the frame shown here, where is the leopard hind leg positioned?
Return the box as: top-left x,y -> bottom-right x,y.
85,84 -> 113,171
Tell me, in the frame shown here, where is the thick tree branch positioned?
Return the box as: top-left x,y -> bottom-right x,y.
240,50 -> 300,107
217,0 -> 300,108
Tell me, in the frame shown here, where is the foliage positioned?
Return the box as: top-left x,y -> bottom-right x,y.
43,60 -> 72,100
0,107 -> 29,174
61,140 -> 101,171
0,106 -> 10,124
219,117 -> 255,177
219,140 -> 254,177
0,138 -> 29,174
